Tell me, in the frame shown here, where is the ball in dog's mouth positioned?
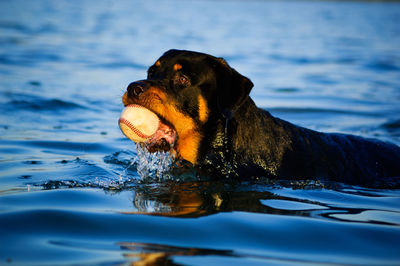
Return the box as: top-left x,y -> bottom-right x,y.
119,104 -> 177,152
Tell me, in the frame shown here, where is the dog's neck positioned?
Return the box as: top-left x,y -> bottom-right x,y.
198,97 -> 294,178
231,97 -> 292,176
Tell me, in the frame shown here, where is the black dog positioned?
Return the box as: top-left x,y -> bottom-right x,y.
122,49 -> 400,185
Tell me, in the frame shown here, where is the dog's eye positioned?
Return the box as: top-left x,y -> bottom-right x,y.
179,76 -> 188,84
174,74 -> 190,87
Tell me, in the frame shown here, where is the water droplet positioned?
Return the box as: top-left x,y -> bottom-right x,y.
136,143 -> 174,181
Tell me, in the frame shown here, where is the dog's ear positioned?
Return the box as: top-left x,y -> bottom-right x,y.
212,57 -> 253,118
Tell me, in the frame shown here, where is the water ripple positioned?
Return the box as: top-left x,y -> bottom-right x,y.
7,98 -> 84,111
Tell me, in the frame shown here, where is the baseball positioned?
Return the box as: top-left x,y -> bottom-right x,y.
118,104 -> 160,143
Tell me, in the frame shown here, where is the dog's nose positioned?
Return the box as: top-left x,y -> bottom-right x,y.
127,81 -> 147,97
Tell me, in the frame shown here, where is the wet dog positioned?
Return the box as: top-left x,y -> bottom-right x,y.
122,49 -> 400,185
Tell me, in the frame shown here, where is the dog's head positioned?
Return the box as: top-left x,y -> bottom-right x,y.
122,49 -> 253,164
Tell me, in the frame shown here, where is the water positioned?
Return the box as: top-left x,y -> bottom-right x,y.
1,0 -> 400,265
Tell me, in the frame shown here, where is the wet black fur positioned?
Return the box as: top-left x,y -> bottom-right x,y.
131,49 -> 400,186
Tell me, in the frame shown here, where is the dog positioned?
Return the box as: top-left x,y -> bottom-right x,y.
122,49 -> 400,185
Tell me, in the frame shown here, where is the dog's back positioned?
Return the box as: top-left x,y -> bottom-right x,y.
224,100 -> 400,185
279,124 -> 400,185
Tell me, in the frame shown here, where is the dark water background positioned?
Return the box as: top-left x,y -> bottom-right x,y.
1,0 -> 400,265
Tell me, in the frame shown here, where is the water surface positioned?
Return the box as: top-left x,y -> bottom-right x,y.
1,0 -> 400,265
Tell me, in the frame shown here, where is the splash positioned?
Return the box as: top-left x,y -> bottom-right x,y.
136,143 -> 174,181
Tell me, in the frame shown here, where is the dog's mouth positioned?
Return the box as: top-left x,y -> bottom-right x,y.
122,90 -> 178,153
144,115 -> 177,153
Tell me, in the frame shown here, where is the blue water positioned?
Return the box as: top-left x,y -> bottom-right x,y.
1,0 -> 400,265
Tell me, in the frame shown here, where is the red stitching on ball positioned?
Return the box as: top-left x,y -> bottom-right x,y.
119,118 -> 155,139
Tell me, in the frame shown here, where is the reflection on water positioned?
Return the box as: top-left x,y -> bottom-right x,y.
119,242 -> 236,266
125,180 -> 400,227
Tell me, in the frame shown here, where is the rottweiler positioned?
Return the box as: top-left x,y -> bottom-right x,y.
122,49 -> 400,185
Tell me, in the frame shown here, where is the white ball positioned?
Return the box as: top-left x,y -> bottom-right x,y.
118,104 -> 160,143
